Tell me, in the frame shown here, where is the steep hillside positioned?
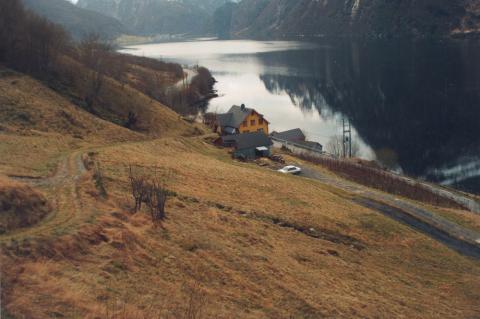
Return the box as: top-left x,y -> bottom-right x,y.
22,0 -> 127,40
1,70 -> 480,317
0,62 -> 203,178
216,0 -> 476,38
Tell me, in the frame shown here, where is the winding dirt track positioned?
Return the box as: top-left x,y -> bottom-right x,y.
1,151 -> 90,242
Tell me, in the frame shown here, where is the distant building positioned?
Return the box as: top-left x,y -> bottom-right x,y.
215,104 -> 269,135
271,128 -> 323,153
297,140 -> 323,152
217,132 -> 273,160
271,128 -> 306,142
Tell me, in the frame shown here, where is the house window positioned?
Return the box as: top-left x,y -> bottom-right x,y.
258,128 -> 264,133
244,130 -> 249,133
259,118 -> 264,125
243,120 -> 247,127
250,119 -> 256,126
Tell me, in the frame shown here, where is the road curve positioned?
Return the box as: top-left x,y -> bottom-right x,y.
300,167 -> 480,259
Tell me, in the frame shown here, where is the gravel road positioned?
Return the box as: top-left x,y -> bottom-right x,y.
299,167 -> 480,259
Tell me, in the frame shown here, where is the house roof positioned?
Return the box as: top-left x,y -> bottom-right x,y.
216,113 -> 234,127
217,105 -> 268,128
271,128 -> 306,141
223,132 -> 273,150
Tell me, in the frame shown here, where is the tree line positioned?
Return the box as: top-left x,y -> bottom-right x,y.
0,0 -> 68,76
0,0 -> 216,120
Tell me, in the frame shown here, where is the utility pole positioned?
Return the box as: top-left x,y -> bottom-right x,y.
342,118 -> 352,158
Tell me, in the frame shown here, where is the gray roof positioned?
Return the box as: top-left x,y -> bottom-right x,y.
217,105 -> 267,129
271,128 -> 306,141
223,132 -> 273,150
216,113 -> 234,127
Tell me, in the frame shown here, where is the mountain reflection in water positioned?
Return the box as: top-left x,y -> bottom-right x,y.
121,39 -> 480,194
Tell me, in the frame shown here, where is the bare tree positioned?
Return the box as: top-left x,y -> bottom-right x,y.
326,135 -> 361,158
326,135 -> 343,158
128,165 -> 148,212
146,178 -> 168,224
128,165 -> 171,224
0,0 -> 69,75
78,34 -> 112,111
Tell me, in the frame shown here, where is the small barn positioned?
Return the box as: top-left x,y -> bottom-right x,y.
218,132 -> 273,160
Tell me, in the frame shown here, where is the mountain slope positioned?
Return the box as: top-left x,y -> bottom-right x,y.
22,0 -> 127,40
77,0 -> 232,36
216,0 -> 475,38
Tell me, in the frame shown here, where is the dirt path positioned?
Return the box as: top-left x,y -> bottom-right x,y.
300,167 -> 480,259
1,151 -> 91,242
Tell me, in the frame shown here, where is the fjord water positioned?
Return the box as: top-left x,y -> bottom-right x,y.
121,39 -> 480,194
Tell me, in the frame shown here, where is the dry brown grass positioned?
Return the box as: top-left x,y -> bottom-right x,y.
0,71 -> 143,141
0,176 -> 51,232
1,71 -> 479,319
3,137 -> 479,319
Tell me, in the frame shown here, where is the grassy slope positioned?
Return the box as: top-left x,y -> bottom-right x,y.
54,57 -> 197,138
0,70 -> 479,318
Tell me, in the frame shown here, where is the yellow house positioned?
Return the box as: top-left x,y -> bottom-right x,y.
216,104 -> 269,135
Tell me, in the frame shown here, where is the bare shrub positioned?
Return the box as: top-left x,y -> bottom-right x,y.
326,135 -> 343,158
93,163 -> 108,198
128,165 -> 172,224
128,165 -> 149,212
146,178 -> 168,224
124,112 -> 138,129
327,135 -> 361,158
182,281 -> 208,319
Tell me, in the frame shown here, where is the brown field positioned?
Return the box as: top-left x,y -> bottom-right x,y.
1,69 -> 479,319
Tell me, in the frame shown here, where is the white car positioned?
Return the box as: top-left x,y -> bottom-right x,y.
278,165 -> 302,175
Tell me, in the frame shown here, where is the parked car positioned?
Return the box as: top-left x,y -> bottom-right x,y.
278,165 -> 302,175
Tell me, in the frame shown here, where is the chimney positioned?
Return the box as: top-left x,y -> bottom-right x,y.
241,104 -> 246,110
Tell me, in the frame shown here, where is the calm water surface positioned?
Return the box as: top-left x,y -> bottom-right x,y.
121,39 -> 480,194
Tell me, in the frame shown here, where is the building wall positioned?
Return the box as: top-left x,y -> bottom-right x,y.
272,138 -> 324,159
234,146 -> 271,160
239,111 -> 269,134
234,148 -> 256,160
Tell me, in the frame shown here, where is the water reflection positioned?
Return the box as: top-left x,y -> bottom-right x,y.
121,39 -> 480,194
254,39 -> 480,193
